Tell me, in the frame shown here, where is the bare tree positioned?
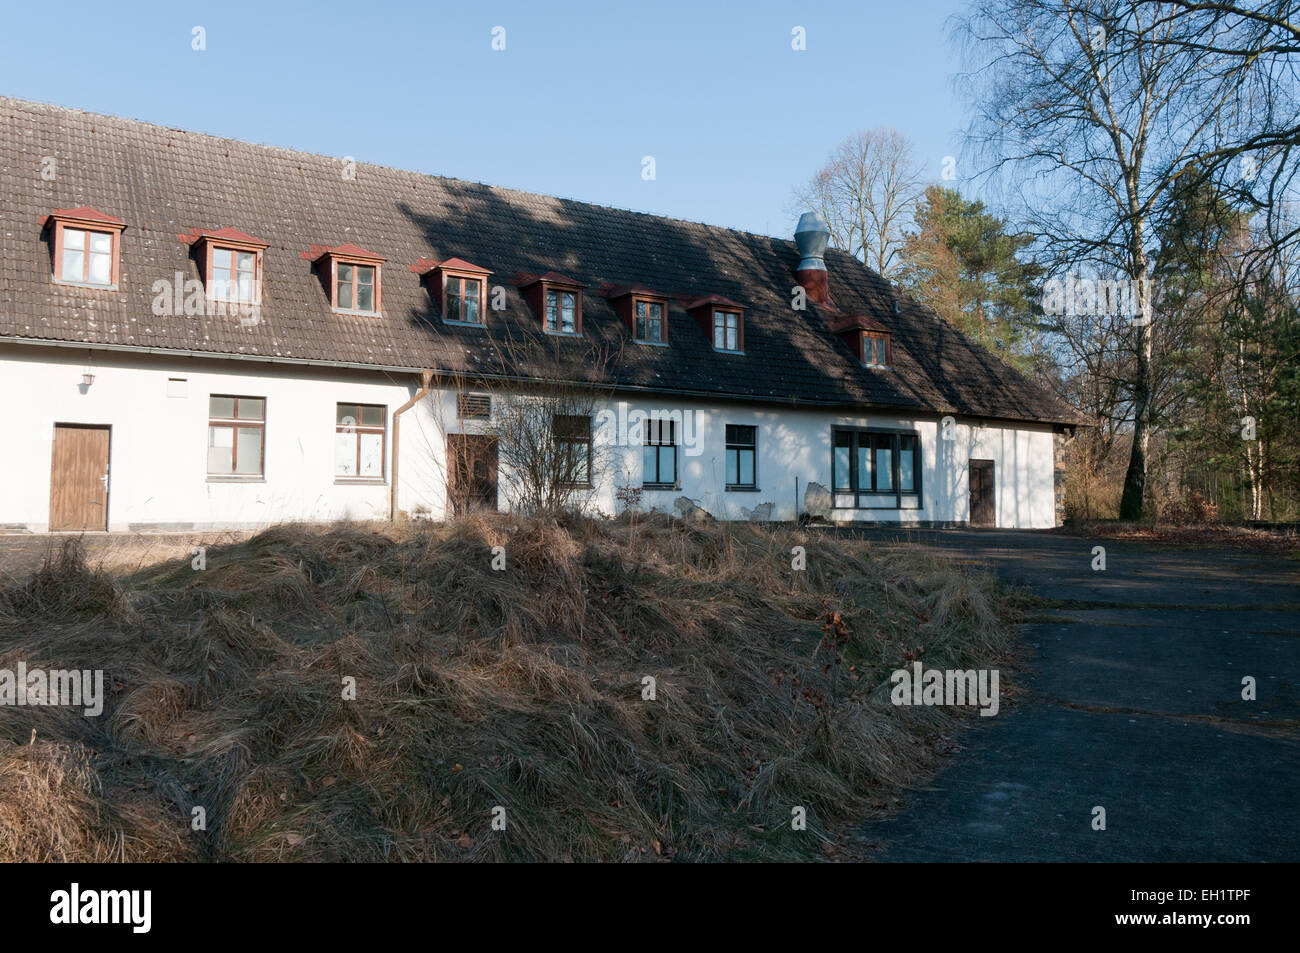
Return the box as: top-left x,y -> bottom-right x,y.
792,128 -> 925,278
954,0 -> 1263,518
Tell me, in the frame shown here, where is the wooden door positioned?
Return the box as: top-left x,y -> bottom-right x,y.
447,434 -> 498,514
968,459 -> 995,528
50,424 -> 111,531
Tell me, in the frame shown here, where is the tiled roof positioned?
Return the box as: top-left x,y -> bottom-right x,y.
0,96 -> 1080,425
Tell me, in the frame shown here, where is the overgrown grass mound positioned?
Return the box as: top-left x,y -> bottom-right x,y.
0,515 -> 1013,861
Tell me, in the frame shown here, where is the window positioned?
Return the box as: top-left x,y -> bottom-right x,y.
830,429 -> 921,507
725,425 -> 756,489
642,419 -> 677,487
635,299 -> 665,343
458,393 -> 492,420
546,289 -> 578,334
335,403 -> 386,480
337,262 -> 377,313
445,275 -> 484,324
554,414 -> 592,487
208,396 -> 265,478
60,228 -> 114,285
519,274 -> 584,334
713,311 -> 741,351
863,333 -> 890,367
210,247 -> 258,303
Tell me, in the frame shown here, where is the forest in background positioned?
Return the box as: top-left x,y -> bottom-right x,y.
792,0 -> 1300,522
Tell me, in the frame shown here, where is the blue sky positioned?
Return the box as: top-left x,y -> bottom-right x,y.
0,0 -> 970,240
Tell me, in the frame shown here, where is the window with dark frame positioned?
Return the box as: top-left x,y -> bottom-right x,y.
336,262 -> 377,312
553,414 -> 592,487
207,395 -> 265,478
59,227 -> 114,285
545,289 -> 578,334
725,424 -> 756,489
634,298 -> 665,343
863,332 -> 889,367
446,275 -> 484,324
713,310 -> 741,351
831,429 -> 921,507
642,418 -> 677,487
335,403 -> 386,480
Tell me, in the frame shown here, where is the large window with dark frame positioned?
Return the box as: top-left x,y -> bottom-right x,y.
725,424 -> 756,489
634,298 -> 665,343
207,395 -> 265,478
831,429 -> 920,507
446,275 -> 484,324
642,418 -> 678,488
335,403 -> 386,480
553,414 -> 592,487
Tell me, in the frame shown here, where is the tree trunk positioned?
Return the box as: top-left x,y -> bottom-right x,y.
1120,251 -> 1153,520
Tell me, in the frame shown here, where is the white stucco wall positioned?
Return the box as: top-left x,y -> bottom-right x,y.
1,344 -> 1058,531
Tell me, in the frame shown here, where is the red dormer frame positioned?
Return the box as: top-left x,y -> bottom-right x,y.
412,257 -> 491,325
41,206 -> 126,289
180,227 -> 269,304
303,243 -> 386,315
516,272 -> 585,335
828,314 -> 892,367
606,285 -> 670,344
685,294 -> 746,353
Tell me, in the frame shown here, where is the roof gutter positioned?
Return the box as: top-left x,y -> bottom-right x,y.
390,369 -> 434,521
0,334 -> 1083,428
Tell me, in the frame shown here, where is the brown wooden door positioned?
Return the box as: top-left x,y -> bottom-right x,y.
49,424 -> 111,531
968,459 -> 995,527
447,434 -> 498,514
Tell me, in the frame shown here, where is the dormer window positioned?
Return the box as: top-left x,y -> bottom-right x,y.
181,228 -> 268,305
44,207 -> 126,289
517,272 -> 584,335
686,295 -> 745,352
863,332 -> 890,367
547,288 -> 578,334
606,286 -> 669,345
634,298 -> 666,343
338,263 -> 375,312
412,258 -> 491,326
828,314 -> 891,368
448,276 -> 483,324
305,244 -> 385,315
713,311 -> 741,351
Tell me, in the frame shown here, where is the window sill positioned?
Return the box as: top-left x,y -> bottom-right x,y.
560,483 -> 594,490
544,329 -> 582,338
713,347 -> 745,355
725,485 -> 760,492
335,478 -> 387,486
53,278 -> 118,292
634,339 -> 670,347
331,307 -> 381,317
642,483 -> 680,491
206,476 -> 266,483
443,319 -> 487,328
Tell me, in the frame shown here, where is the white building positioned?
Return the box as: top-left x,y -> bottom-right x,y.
0,97 -> 1077,533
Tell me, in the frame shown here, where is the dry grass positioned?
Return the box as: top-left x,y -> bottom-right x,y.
1059,520 -> 1300,555
0,514 -> 1014,862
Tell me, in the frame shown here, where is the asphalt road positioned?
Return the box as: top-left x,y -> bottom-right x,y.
833,527 -> 1300,862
